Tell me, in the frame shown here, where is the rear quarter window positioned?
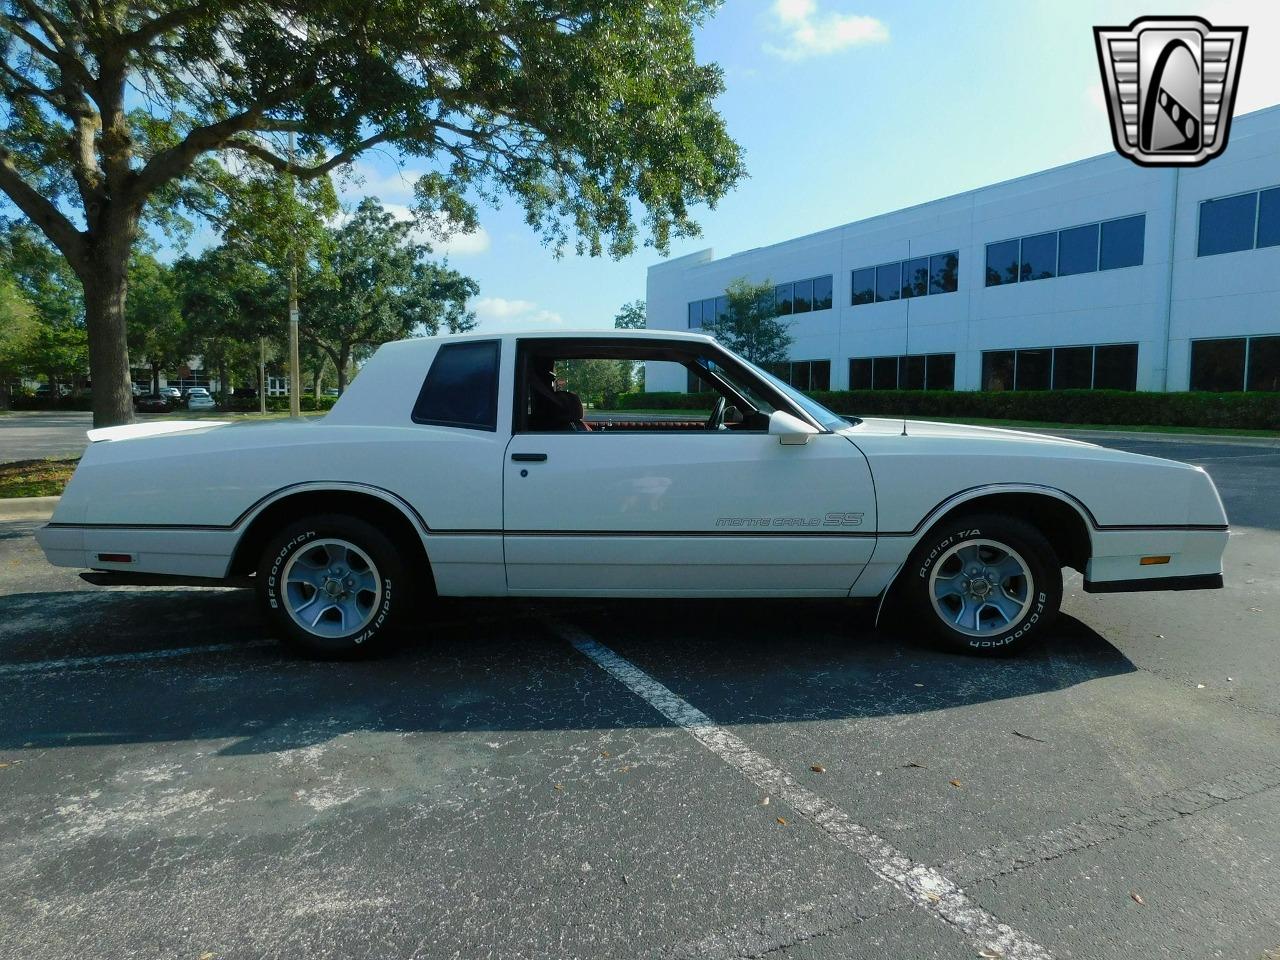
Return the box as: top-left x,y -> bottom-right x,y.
411,340 -> 501,431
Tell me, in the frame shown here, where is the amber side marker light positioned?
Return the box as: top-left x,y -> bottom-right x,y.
1140,556 -> 1171,566
96,553 -> 134,563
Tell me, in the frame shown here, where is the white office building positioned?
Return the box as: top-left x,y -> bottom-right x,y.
645,105 -> 1280,395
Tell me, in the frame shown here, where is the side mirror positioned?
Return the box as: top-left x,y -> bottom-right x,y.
768,410 -> 818,445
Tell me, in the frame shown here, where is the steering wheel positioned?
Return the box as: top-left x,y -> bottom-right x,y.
706,395 -> 727,431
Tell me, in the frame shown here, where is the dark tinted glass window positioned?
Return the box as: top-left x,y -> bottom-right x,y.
792,278 -> 813,314
1058,223 -> 1099,276
775,283 -> 793,315
1198,195 -> 1255,257
875,263 -> 901,302
1052,346 -> 1093,389
1093,344 -> 1138,390
925,353 -> 955,390
413,340 -> 500,430
901,354 -> 926,389
714,296 -> 729,323
1100,215 -> 1145,269
1020,231 -> 1057,281
1015,348 -> 1051,390
852,268 -> 876,305
1246,336 -> 1280,392
688,302 -> 701,328
1257,188 -> 1280,249
810,360 -> 831,391
982,351 -> 1015,391
812,275 -> 833,310
849,358 -> 872,390
686,367 -> 709,393
872,355 -> 899,389
902,257 -> 929,298
930,252 -> 959,294
986,240 -> 1020,286
1190,338 -> 1246,391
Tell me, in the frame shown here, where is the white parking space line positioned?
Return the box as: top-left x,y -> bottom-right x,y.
0,640 -> 275,675
562,623 -> 1054,960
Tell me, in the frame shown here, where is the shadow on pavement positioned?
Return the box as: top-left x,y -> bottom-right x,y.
0,589 -> 1135,754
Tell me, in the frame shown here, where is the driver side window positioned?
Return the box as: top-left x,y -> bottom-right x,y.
513,342 -> 774,434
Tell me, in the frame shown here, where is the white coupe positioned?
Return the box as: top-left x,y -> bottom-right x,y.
37,330 -> 1229,657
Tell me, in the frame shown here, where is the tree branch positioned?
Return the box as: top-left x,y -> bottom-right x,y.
0,150 -> 86,267
224,129 -> 401,178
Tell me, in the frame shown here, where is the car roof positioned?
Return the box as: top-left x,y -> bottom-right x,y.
389,328 -> 716,347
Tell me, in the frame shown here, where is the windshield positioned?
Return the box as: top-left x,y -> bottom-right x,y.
740,359 -> 851,431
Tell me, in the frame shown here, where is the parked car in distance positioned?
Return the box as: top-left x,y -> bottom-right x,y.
133,393 -> 173,413
323,388 -> 340,398
157,386 -> 181,402
38,330 -> 1230,660
186,388 -> 216,411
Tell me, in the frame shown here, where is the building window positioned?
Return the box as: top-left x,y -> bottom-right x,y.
849,358 -> 872,390
775,282 -> 793,316
1093,344 -> 1138,390
987,214 -> 1144,287
1020,231 -> 1057,281
902,257 -> 929,298
792,277 -> 813,314
985,239 -> 1020,286
812,275 -> 833,310
1190,336 -> 1280,392
769,359 -> 830,391
847,353 -> 956,390
875,263 -> 900,302
1058,223 -> 1099,276
982,344 -> 1138,392
1051,345 -> 1093,389
851,268 -> 875,305
1099,215 -> 1145,269
1247,336 -> 1280,392
930,252 -> 959,294
686,294 -> 730,328
852,251 -> 959,305
1259,188 -> 1280,249
1198,192 -> 1259,257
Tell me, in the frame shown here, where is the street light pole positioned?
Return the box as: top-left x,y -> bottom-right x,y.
287,129 -> 301,418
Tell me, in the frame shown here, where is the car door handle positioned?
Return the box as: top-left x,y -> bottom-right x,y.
511,452 -> 548,462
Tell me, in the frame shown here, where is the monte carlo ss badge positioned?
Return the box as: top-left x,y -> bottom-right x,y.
1094,16 -> 1247,167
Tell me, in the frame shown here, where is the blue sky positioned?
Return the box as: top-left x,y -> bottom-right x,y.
301,1 -> 1280,332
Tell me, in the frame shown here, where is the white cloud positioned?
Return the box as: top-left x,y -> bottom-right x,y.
380,203 -> 491,256
764,0 -> 888,61
471,297 -> 566,332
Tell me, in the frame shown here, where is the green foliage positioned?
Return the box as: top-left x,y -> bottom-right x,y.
614,388 -> 1280,430
703,277 -> 792,364
303,198 -> 477,388
126,252 -> 185,382
613,299 -> 647,329
0,222 -> 86,383
0,0 -> 744,425
555,358 -> 635,406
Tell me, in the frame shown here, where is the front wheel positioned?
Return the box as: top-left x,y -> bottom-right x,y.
256,514 -> 408,658
903,514 -> 1061,655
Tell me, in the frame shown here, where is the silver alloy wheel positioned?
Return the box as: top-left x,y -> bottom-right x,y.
927,538 -> 1034,637
281,538 -> 382,639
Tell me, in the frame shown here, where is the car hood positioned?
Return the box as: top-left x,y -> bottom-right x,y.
839,417 -> 1098,449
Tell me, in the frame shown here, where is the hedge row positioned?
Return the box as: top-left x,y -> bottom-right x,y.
610,389 -> 1280,430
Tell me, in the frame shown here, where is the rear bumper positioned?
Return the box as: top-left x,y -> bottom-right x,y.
1083,572 -> 1223,593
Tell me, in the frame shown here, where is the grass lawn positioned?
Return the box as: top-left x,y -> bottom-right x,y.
0,458 -> 79,498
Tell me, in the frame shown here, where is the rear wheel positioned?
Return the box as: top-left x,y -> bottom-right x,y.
256,514 -> 408,658
903,514 -> 1061,655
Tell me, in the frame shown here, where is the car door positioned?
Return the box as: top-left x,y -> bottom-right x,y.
502,427 -> 877,596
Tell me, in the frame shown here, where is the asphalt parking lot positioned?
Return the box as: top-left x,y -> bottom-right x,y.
2,434 -> 1279,960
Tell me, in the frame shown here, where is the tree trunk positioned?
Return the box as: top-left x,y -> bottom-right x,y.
336,345 -> 351,394
0,376 -> 9,411
258,338 -> 267,415
151,361 -> 161,395
312,368 -> 321,402
80,232 -> 136,429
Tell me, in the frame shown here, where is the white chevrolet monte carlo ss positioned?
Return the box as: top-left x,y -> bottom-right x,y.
37,330 -> 1229,658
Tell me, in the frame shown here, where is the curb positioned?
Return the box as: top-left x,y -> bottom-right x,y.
0,496 -> 59,521
1028,428 -> 1280,447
